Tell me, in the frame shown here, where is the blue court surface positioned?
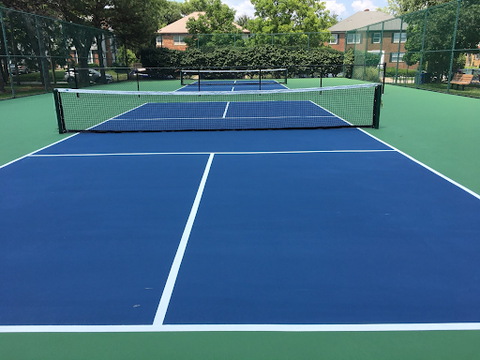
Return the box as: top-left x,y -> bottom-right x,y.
93,100 -> 348,132
1,128 -> 480,332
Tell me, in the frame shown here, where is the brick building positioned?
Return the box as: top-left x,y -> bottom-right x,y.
157,12 -> 250,51
328,10 -> 415,70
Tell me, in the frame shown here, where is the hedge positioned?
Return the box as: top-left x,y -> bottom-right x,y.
140,45 -> 347,76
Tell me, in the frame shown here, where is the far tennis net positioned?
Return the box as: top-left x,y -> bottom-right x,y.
180,68 -> 288,88
54,83 -> 382,133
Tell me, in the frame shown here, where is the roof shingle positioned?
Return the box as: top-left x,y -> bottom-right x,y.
158,12 -> 249,34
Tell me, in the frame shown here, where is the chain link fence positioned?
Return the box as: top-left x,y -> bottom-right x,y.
187,32 -> 333,50
0,6 -> 119,99
346,0 -> 480,97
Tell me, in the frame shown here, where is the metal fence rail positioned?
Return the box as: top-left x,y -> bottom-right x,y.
0,6 -> 117,99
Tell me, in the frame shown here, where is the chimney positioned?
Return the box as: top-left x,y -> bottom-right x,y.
364,8 -> 370,11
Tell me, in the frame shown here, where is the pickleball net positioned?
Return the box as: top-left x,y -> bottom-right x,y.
180,68 -> 288,87
54,83 -> 382,133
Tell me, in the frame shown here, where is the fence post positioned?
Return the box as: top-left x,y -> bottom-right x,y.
446,0 -> 461,94
417,8 -> 429,89
0,8 -> 16,98
62,22 -> 68,70
382,62 -> 386,93
364,26 -> 370,81
394,16 -> 404,84
35,14 -> 49,93
73,66 -> 78,88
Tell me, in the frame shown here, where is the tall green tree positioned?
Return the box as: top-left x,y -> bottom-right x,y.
108,0 -> 163,53
185,0 -> 240,48
381,0 -> 451,16
180,0 -> 209,15
246,0 -> 337,48
236,14 -> 252,28
186,0 -> 237,33
248,0 -> 337,33
158,0 -> 183,28
400,0 -> 480,81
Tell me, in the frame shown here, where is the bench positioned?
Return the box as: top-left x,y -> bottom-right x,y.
450,74 -> 474,90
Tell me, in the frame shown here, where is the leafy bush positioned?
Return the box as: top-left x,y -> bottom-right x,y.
385,67 -> 417,77
140,46 -> 346,74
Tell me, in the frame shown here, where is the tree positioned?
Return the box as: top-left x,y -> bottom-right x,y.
382,0 -> 451,16
180,0 -> 209,15
401,0 -> 480,81
186,0 -> 238,33
157,1 -> 183,28
185,0 -> 240,48
236,14 -> 252,28
108,0 -> 163,54
246,0 -> 337,48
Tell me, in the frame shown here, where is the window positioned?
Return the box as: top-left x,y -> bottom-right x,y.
346,33 -> 361,44
390,52 -> 405,62
156,36 -> 163,47
329,34 -> 339,45
372,33 -> 381,44
174,35 -> 186,45
392,32 -> 406,43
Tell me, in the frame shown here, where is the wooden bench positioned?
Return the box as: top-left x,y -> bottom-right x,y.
450,74 -> 474,90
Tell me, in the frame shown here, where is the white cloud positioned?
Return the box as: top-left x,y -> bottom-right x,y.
324,0 -> 348,17
223,0 -> 256,17
351,0 -> 376,12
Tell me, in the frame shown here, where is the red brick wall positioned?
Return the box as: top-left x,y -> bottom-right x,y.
157,34 -> 192,51
327,31 -> 418,70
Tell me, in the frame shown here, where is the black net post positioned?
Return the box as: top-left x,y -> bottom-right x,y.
198,69 -> 201,91
373,84 -> 382,129
53,89 -> 67,133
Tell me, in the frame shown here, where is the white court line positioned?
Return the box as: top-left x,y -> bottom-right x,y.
174,84 -> 190,92
29,149 -> 396,158
356,128 -> 480,200
0,133 -> 79,170
223,102 -> 230,118
0,102 -> 151,170
90,115 -> 345,122
3,122 -> 480,333
106,102 -> 148,120
308,100 -> 353,126
153,153 -> 215,326
2,322 -> 480,333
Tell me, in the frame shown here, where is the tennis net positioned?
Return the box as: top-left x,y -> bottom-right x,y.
54,83 -> 382,133
180,68 -> 288,88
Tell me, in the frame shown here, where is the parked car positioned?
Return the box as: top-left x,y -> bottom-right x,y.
9,64 -> 29,74
64,68 -> 114,84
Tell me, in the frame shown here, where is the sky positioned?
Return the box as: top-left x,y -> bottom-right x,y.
220,0 -> 390,21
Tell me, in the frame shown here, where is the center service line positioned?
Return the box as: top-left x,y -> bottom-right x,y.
223,102 -> 230,118
153,153 -> 215,326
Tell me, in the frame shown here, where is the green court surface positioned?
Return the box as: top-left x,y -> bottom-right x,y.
1,79 -> 479,359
